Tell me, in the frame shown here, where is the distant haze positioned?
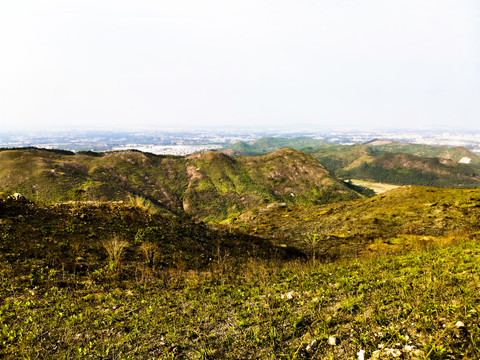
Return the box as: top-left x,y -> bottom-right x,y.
0,0 -> 479,131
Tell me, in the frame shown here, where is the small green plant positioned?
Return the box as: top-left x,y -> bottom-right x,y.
425,343 -> 449,359
338,294 -> 364,314
139,242 -> 160,282
302,233 -> 321,261
139,242 -> 160,267
195,346 -> 215,360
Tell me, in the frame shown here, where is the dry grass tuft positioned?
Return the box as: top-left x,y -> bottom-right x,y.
103,236 -> 128,268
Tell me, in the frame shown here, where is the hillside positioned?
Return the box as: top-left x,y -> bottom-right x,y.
1,192 -> 479,358
223,137 -> 326,157
341,152 -> 480,188
366,140 -> 480,166
0,198 -> 301,274
232,186 -> 480,258
225,137 -> 480,167
2,145 -> 480,358
224,138 -> 480,188
0,147 -> 361,221
304,144 -> 374,173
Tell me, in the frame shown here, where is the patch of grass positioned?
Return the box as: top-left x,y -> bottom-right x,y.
127,194 -> 161,214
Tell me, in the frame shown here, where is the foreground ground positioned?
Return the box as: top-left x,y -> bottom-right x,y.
1,237 -> 479,359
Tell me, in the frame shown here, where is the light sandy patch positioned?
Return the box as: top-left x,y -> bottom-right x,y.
349,179 -> 401,194
367,140 -> 394,146
186,165 -> 203,181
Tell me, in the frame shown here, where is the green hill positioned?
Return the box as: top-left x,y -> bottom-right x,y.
2,145 -> 480,358
224,138 -> 480,188
0,147 -> 361,221
223,137 -> 326,156
341,152 -> 480,188
366,139 -> 480,166
304,143 -> 374,172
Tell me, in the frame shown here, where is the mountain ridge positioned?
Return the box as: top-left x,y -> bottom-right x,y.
0,147 -> 362,221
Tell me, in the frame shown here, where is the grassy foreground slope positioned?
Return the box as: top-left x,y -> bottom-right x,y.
233,186 -> 480,260
1,205 -> 479,358
0,148 -> 360,221
1,187 -> 480,358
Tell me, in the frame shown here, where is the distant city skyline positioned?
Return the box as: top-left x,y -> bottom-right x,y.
0,1 -> 479,132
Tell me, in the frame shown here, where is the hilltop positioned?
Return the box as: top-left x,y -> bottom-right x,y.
366,139 -> 480,166
0,147 -> 361,221
222,137 -> 327,157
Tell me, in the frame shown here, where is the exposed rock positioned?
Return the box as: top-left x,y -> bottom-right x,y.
357,349 -> 365,360
455,320 -> 465,328
281,291 -> 300,300
7,193 -> 28,202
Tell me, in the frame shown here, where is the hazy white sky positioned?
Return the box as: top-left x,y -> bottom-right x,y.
0,0 -> 479,131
